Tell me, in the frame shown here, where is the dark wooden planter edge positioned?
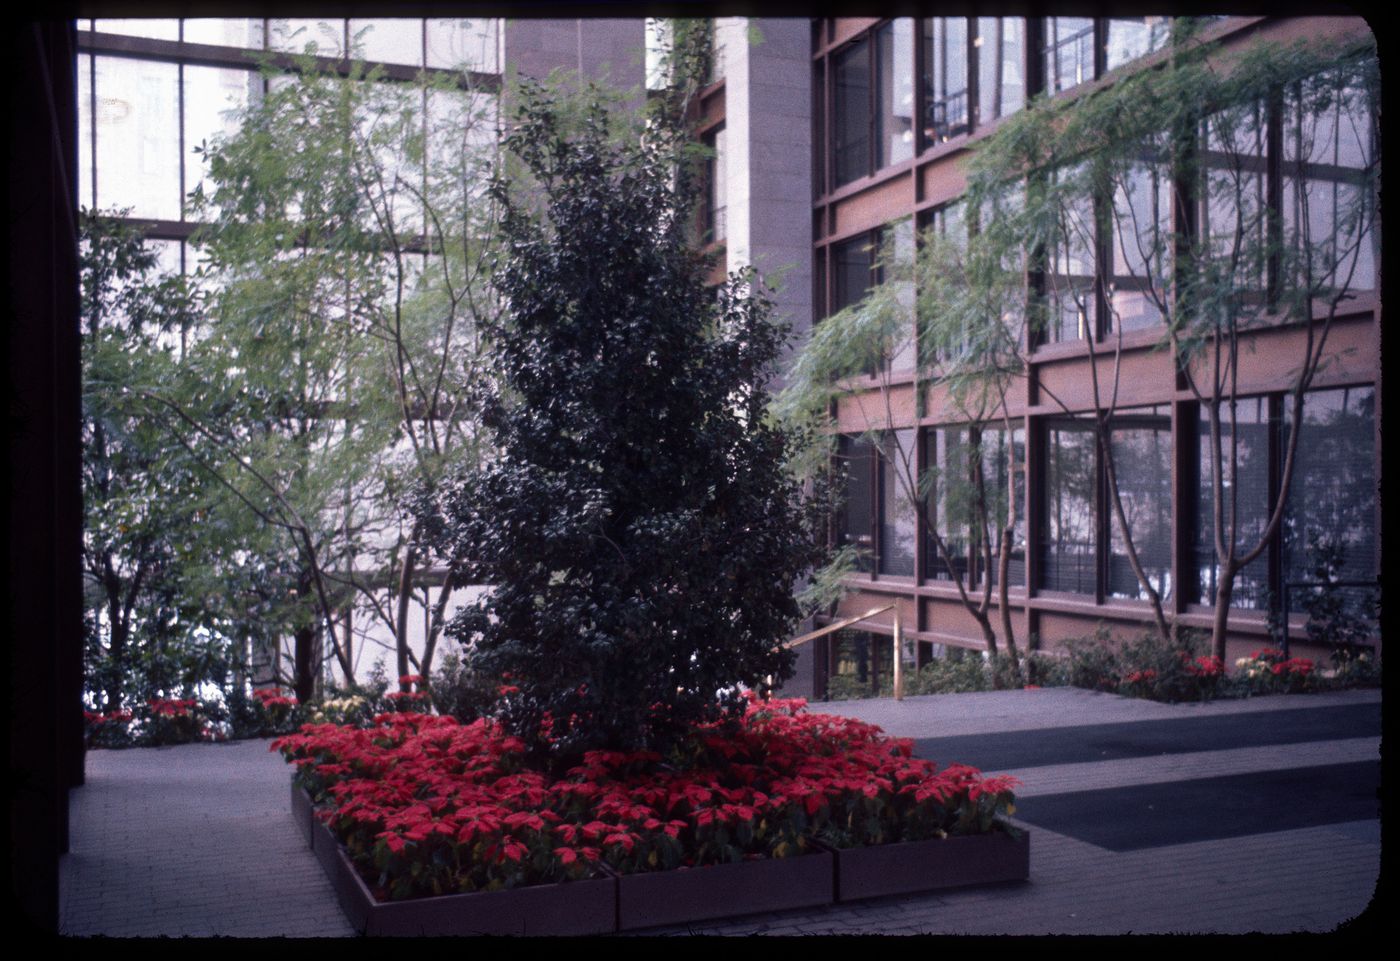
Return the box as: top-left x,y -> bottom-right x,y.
616,848 -> 835,931
816,828 -> 1031,902
290,780 -> 315,849
308,815 -> 618,936
292,778 -> 1030,932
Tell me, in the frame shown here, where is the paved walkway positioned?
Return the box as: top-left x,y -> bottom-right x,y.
59,687 -> 1381,937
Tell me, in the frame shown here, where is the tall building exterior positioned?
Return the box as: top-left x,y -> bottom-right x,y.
71,14 -> 1379,699
73,16 -> 648,690
709,16 -> 1378,696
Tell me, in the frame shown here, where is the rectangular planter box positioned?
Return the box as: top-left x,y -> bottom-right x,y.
826,830 -> 1030,902
290,781 -> 315,849
310,817 -> 618,936
617,849 -> 835,931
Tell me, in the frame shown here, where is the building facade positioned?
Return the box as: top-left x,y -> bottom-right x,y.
71,15 -> 1379,700
703,16 -> 1378,696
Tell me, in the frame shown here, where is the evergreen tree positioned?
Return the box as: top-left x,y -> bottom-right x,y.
423,82 -> 821,759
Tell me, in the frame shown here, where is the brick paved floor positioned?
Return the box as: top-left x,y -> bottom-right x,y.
58,688 -> 1381,937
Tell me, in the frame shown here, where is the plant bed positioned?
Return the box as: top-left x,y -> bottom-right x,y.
616,848 -> 834,931
311,815 -> 618,936
277,696 -> 1023,931
819,828 -> 1030,902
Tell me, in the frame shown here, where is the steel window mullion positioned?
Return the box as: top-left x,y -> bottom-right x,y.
177,62 -> 185,222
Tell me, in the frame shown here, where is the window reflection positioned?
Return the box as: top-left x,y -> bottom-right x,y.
1282,68 -> 1377,294
922,18 -> 968,144
1041,418 -> 1096,594
268,19 -> 345,57
878,20 -> 915,167
349,19 -> 424,67
928,426 -> 1023,587
704,126 -> 727,244
78,53 -> 94,210
1198,100 -> 1269,295
426,19 -> 499,72
1193,397 -> 1271,608
880,219 -> 917,371
1108,406 -> 1172,601
1044,165 -> 1096,342
833,39 -> 872,186
879,430 -> 918,576
94,19 -> 179,41
1107,159 -> 1171,331
1282,386 -> 1375,623
183,19 -> 264,49
976,18 -> 1024,124
182,66 -> 259,220
1105,17 -> 1170,72
838,435 -> 877,573
1044,17 -> 1094,94
94,56 -> 181,220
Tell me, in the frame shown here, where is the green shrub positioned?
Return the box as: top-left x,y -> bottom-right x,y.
823,648 -> 1072,700
1066,627 -> 1226,702
428,650 -> 501,722
1064,627 -> 1123,693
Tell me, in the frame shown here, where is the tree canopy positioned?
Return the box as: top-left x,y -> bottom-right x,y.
422,81 -> 822,760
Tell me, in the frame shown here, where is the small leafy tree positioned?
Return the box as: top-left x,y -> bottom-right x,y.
81,212 -> 206,712
155,53 -> 502,696
784,25 -> 1378,669
422,80 -> 821,760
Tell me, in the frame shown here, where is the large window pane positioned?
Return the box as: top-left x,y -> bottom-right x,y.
832,233 -> 875,314
1194,397 -> 1271,608
94,56 -> 180,220
1043,17 -> 1094,95
1105,17 -> 1171,72
922,18 -> 968,144
1107,159 -> 1171,331
269,19 -> 345,57
1041,419 -> 1097,594
838,435 -> 876,572
833,39 -> 871,186
1045,165 -> 1096,343
981,428 -> 1026,588
356,80 -> 424,236
427,19 -> 499,72
879,430 -> 917,576
182,66 -> 258,220
1108,406 -> 1172,601
1282,67 -> 1377,294
78,53 -> 94,211
705,125 -> 727,243
918,200 -> 969,364
882,219 -> 916,371
929,426 -> 1024,587
1199,101 -> 1268,295
977,18 -> 1024,124
1283,386 -> 1375,626
93,19 -> 178,41
349,19 -> 424,66
183,19 -> 264,49
927,426 -> 971,582
877,19 -> 915,168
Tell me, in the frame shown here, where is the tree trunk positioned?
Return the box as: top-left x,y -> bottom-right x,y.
292,624 -> 317,703
997,525 -> 1020,672
395,545 -> 417,690
1210,565 -> 1237,662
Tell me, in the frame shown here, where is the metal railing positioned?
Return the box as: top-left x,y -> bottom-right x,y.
784,603 -> 908,700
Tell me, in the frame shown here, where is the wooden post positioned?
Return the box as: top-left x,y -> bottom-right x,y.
893,607 -> 904,701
